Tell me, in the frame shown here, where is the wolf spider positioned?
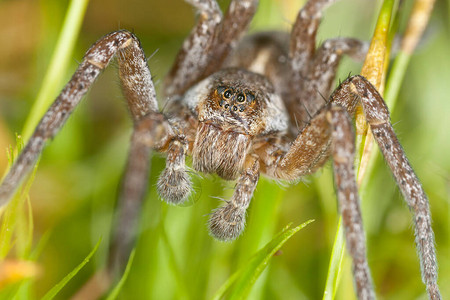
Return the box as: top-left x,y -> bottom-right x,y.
0,0 -> 441,298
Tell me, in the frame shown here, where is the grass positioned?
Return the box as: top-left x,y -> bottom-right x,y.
0,0 -> 449,299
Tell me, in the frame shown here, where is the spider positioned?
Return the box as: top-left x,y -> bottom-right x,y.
0,0 -> 441,299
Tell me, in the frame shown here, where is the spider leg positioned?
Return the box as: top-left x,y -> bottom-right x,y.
289,0 -> 334,73
259,105 -> 375,298
288,0 -> 368,129
164,0 -> 258,97
329,105 -> 374,300
260,109 -> 331,180
340,75 -> 441,300
164,0 -> 222,97
299,38 -> 368,119
267,75 -> 440,298
0,30 -> 156,206
201,0 -> 258,76
0,30 -> 180,280
209,155 -> 260,241
109,112 -> 173,276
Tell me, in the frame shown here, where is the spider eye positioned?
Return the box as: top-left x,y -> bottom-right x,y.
246,92 -> 255,103
223,89 -> 233,99
236,93 -> 245,103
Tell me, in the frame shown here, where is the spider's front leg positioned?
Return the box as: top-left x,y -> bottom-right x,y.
334,76 -> 441,299
0,30 -> 177,280
259,103 -> 375,299
0,30 -> 156,206
267,75 -> 441,299
329,105 -> 374,300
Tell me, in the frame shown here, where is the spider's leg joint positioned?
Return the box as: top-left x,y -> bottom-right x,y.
86,59 -> 106,70
119,37 -> 134,50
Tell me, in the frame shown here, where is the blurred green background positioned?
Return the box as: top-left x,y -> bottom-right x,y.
0,0 -> 448,299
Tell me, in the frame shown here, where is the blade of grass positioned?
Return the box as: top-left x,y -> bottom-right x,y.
212,220 -> 314,300
21,0 -> 90,142
160,223 -> 190,300
322,218 -> 345,300
0,136 -> 37,300
41,238 -> 101,300
384,0 -> 436,111
105,249 -> 135,300
237,179 -> 286,263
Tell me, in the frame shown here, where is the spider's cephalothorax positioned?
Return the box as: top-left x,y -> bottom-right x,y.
185,68 -> 288,180
0,0 -> 441,299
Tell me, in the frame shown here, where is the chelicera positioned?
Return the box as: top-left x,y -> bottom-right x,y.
0,0 -> 441,299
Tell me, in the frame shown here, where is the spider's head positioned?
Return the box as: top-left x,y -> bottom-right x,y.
184,68 -> 288,136
185,68 -> 288,180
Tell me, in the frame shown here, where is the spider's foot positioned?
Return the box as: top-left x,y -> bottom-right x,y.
157,167 -> 192,205
209,203 -> 246,241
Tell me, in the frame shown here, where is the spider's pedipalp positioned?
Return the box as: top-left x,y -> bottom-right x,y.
209,203 -> 247,241
157,138 -> 192,204
209,155 -> 259,241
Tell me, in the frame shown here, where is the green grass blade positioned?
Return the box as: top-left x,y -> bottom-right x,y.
212,220 -> 314,300
235,179 -> 285,299
322,218 -> 345,300
106,249 -> 135,300
41,238 -> 101,300
22,0 -> 90,142
237,179 -> 285,265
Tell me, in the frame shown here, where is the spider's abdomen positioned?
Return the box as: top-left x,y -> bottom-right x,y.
192,122 -> 250,180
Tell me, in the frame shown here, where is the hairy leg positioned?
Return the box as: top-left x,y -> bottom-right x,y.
329,105 -> 374,300
0,30 -> 156,206
164,0 -> 222,97
259,75 -> 440,298
300,38 -> 368,119
260,108 -> 331,180
0,30 -> 184,282
287,0 -> 368,130
343,76 -> 441,299
164,0 -> 258,97
259,103 -> 374,298
109,112 -> 173,276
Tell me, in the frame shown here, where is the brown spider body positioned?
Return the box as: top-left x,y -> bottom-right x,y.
0,0 -> 441,299
186,67 -> 288,177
